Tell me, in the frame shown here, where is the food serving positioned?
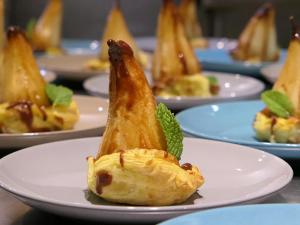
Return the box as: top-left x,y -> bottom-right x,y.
0,27 -> 78,133
230,3 -> 280,63
254,17 -> 300,143
178,0 -> 208,49
87,39 -> 204,206
28,0 -> 63,54
152,0 -> 219,97
86,0 -> 149,72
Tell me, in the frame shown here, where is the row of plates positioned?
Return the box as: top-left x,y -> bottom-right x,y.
0,38 -> 295,224
37,37 -> 285,81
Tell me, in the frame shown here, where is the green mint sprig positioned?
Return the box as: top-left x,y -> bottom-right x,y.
46,84 -> 73,107
156,103 -> 183,160
261,90 -> 294,118
26,18 -> 37,40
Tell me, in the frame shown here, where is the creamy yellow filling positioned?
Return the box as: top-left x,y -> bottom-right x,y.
158,74 -> 212,97
87,148 -> 204,206
0,100 -> 79,133
253,112 -> 300,143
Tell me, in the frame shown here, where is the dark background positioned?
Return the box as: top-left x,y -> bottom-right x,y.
6,0 -> 300,48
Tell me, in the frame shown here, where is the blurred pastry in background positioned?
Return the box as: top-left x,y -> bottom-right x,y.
0,27 -> 79,133
152,0 -> 219,97
254,17 -> 300,143
230,3 -> 280,63
178,0 -> 208,49
87,39 -> 204,206
86,0 -> 149,72
0,0 -> 4,49
29,0 -> 63,55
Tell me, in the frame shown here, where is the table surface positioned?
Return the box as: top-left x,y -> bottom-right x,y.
0,77 -> 298,225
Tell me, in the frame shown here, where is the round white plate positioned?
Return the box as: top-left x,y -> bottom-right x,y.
37,54 -> 106,81
260,63 -> 283,83
0,95 -> 108,149
83,71 -> 265,110
60,37 -> 236,54
135,37 -> 237,52
40,69 -> 57,82
0,137 -> 292,223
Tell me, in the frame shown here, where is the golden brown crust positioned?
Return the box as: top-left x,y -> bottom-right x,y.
230,3 -> 279,62
152,0 -> 201,88
0,26 -> 49,106
31,0 -> 62,51
97,40 -> 167,158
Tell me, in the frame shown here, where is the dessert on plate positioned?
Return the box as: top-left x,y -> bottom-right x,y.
0,27 -> 79,133
178,0 -> 208,49
254,17 -> 300,143
152,0 -> 218,97
87,39 -> 204,206
230,3 -> 280,63
86,1 -> 149,72
29,0 -> 63,54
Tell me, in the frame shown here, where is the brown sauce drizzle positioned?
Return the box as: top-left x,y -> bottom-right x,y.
7,101 -> 33,130
210,85 -> 220,95
164,151 -> 168,158
119,150 -> 125,167
181,163 -> 192,170
96,171 -> 112,195
39,106 -> 47,121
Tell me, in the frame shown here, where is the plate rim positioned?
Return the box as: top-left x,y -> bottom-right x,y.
159,203 -> 300,225
0,137 -> 293,213
83,71 -> 265,102
0,95 -> 108,149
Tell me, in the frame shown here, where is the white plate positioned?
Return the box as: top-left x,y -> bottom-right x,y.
0,95 -> 108,149
40,69 -> 57,82
135,37 -> 237,52
0,137 -> 292,223
37,54 -> 106,81
260,63 -> 283,83
83,71 -> 265,110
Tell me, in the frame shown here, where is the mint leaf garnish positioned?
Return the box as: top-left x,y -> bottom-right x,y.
46,84 -> 73,107
156,103 -> 183,160
261,90 -> 294,118
207,75 -> 218,86
26,18 -> 36,40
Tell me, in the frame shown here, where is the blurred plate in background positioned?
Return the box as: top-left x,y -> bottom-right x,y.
83,71 -> 265,110
176,100 -> 300,158
260,63 -> 283,83
0,96 -> 108,150
40,69 -> 57,82
135,36 -> 237,52
196,49 -> 286,77
37,54 -> 107,81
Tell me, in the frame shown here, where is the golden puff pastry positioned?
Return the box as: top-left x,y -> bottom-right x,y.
88,149 -> 203,206
86,1 -> 148,72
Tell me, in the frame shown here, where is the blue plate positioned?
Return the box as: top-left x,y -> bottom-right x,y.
195,49 -> 287,77
159,204 -> 300,225
176,100 -> 300,158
